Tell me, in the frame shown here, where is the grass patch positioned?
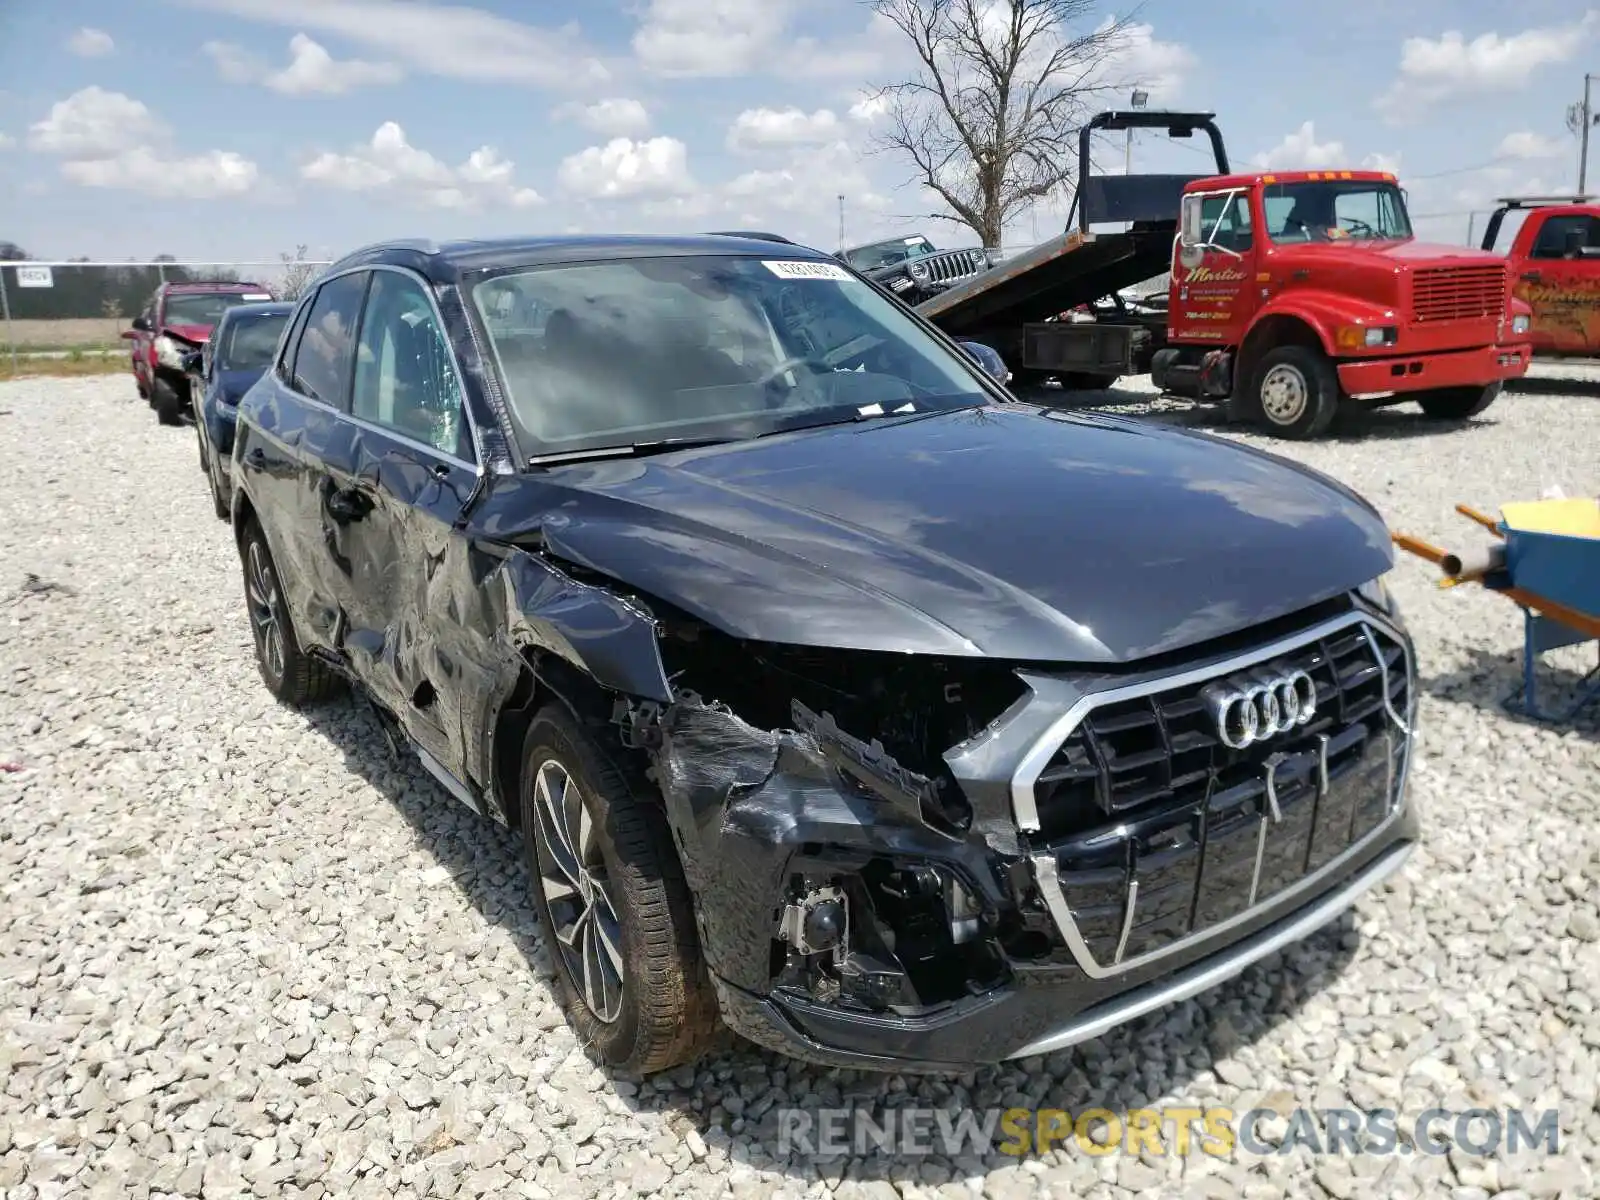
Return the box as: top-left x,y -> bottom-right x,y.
1,357 -> 128,380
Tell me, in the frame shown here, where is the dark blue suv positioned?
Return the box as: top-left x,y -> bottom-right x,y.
227,236 -> 1416,1077
187,301 -> 294,520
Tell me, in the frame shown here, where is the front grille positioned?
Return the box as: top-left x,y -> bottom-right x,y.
924,249 -> 987,286
1411,265 -> 1506,324
1029,617 -> 1410,972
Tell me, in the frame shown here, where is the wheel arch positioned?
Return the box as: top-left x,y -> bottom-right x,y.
1237,311 -> 1328,394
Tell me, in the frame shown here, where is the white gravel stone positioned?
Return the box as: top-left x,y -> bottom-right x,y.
0,375 -> 1596,1199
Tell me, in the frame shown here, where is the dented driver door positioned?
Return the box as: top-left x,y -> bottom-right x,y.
328,267 -> 481,777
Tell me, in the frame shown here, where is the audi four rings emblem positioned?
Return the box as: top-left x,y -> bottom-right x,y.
1200,666 -> 1317,749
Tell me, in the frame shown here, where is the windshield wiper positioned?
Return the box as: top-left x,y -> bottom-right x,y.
528,437 -> 737,466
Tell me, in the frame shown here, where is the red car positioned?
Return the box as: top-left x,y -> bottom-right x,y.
123,280 -> 274,424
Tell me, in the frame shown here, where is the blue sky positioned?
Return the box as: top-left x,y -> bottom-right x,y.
0,0 -> 1593,262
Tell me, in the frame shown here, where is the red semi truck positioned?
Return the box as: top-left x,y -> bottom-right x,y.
1480,195 -> 1600,357
919,110 -> 1534,438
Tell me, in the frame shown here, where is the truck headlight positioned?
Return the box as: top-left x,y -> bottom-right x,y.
153,335 -> 187,370
1336,324 -> 1398,349
1511,313 -> 1531,335
908,258 -> 931,282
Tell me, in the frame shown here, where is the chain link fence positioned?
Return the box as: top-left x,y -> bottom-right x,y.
0,258 -> 332,367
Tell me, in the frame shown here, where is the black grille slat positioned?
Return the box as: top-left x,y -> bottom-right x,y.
1038,620 -> 1411,966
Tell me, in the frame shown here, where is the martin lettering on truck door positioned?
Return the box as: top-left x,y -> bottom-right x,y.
1516,209 -> 1600,355
1174,188 -> 1253,342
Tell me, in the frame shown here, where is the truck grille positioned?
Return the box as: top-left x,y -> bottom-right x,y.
1028,616 -> 1410,973
923,249 -> 988,286
1410,264 -> 1506,324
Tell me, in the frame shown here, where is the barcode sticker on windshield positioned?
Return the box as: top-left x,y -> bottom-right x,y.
763,260 -> 852,282
242,293 -> 272,301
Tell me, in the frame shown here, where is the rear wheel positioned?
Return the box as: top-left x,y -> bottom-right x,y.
1417,383 -> 1501,420
151,375 -> 185,426
1250,345 -> 1339,439
520,705 -> 718,1076
239,520 -> 339,706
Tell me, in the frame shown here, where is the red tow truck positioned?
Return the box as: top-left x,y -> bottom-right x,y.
123,279 -> 274,425
919,110 -> 1534,438
1480,195 -> 1600,357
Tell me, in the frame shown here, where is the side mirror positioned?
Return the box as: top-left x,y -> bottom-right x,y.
959,340 -> 1010,385
181,351 -> 203,374
119,329 -> 138,341
130,314 -> 153,333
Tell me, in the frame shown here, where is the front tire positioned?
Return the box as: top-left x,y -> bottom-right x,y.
239,520 -> 338,706
151,375 -> 185,426
520,705 -> 718,1076
1418,383 -> 1501,420
1249,345 -> 1339,439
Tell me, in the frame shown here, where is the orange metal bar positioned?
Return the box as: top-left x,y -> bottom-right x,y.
1500,588 -> 1600,640
1455,504 -> 1505,537
1391,532 -> 1450,567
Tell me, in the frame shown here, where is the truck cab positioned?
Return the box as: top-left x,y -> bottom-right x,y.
1480,196 -> 1600,356
916,110 -> 1533,439
1157,169 -> 1534,435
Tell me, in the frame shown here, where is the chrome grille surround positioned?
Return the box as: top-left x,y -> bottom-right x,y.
1011,610 -> 1415,980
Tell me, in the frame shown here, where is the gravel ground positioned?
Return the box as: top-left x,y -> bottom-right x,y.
1,376 -> 1597,1200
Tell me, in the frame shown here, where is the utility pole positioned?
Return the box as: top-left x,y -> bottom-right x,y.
1569,74 -> 1597,194
837,195 -> 845,253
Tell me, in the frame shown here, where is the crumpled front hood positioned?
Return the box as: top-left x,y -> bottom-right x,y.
505,406 -> 1394,665
162,323 -> 212,346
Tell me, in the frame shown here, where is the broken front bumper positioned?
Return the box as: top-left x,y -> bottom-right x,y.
655,608 -> 1420,1071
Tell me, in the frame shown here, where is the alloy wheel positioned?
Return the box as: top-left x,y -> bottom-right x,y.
1260,363 -> 1310,426
245,540 -> 285,683
532,759 -> 625,1023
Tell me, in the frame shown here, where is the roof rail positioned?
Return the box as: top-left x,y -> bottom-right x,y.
704,230 -> 795,244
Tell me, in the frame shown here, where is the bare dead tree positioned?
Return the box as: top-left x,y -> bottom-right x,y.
278,245 -> 319,301
869,0 -> 1137,248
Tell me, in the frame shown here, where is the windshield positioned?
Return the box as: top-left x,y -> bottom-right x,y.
470,254 -> 992,459
1262,181 -> 1413,243
220,311 -> 290,371
164,292 -> 262,328
844,237 -> 938,271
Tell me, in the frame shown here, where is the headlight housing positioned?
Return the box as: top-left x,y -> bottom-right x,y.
153,335 -> 187,370
908,258 -> 931,283
1357,571 -> 1397,615
1511,313 -> 1531,335
1337,324 -> 1398,349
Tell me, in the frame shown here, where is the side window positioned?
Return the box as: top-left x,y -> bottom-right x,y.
1200,192 -> 1253,251
351,272 -> 471,461
276,301 -> 312,385
1531,215 -> 1600,259
290,272 -> 368,407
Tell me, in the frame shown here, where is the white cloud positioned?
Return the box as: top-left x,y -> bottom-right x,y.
0,133 -> 14,151
848,92 -> 890,123
554,98 -> 651,138
724,140 -> 890,220
1251,122 -> 1346,171
205,33 -> 403,95
28,87 -> 261,199
557,137 -> 694,199
63,148 -> 259,198
633,0 -> 790,76
28,87 -> 162,159
727,107 -> 843,152
66,28 -> 115,58
1496,131 -> 1567,160
1378,13 -> 1599,119
177,0 -> 609,88
1101,21 -> 1196,103
302,121 -> 542,208
1362,152 -> 1403,175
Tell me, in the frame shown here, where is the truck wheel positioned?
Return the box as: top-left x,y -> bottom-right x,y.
150,375 -> 186,426
1417,383 -> 1501,421
520,704 -> 718,1076
1250,346 -> 1339,439
239,520 -> 339,706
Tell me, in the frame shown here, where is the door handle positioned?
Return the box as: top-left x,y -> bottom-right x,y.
1520,271 -> 1543,282
324,486 -> 366,523
245,448 -> 267,467
430,462 -> 451,482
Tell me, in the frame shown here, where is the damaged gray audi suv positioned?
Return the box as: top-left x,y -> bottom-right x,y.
229,234 -> 1417,1074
